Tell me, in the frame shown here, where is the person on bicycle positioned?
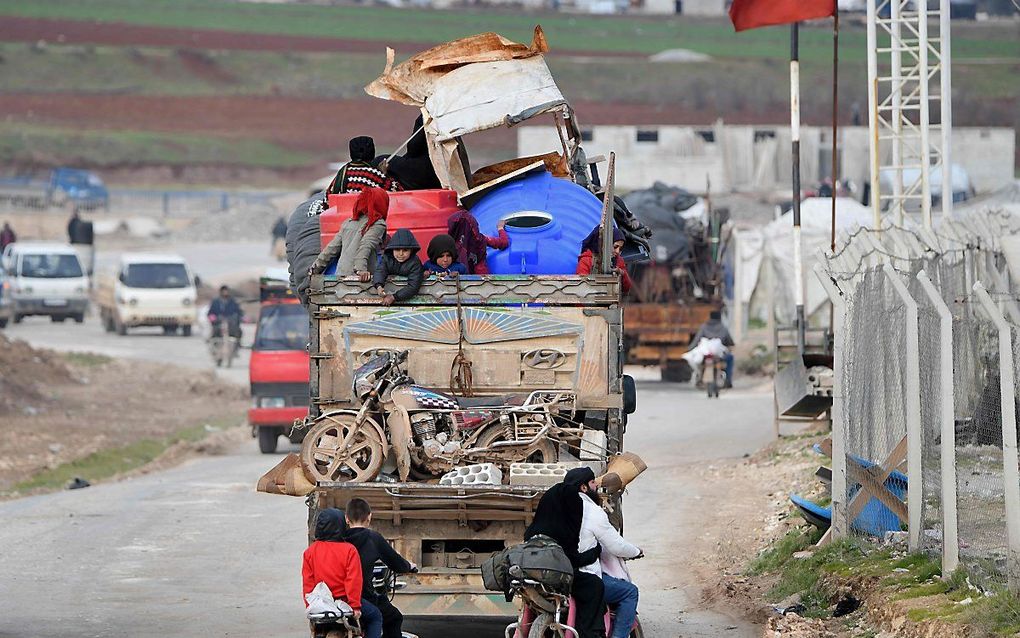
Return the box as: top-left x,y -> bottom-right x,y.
690,310 -> 734,388
344,498 -> 416,638
207,285 -> 242,339
525,467 -> 607,638
578,475 -> 643,638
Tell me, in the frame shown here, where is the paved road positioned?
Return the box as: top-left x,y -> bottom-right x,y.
0,374 -> 775,638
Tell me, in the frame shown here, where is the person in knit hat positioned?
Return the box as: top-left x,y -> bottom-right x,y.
327,136 -> 402,195
310,187 -> 389,282
372,229 -> 424,306
423,233 -> 467,277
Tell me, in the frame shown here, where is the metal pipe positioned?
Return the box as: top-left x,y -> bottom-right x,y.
939,0 -> 954,224
918,0 -> 933,228
866,0 -> 882,229
791,22 -> 805,356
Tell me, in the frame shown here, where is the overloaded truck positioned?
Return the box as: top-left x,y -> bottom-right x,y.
261,27 -> 639,624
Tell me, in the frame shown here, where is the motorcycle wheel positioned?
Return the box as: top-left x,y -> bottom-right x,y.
301,413 -> 385,483
528,613 -> 566,638
474,424 -> 558,465
630,620 -> 645,638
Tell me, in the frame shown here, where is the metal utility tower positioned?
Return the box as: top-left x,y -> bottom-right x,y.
866,0 -> 954,228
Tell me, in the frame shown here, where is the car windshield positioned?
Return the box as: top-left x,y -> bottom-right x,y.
19,253 -> 83,278
125,263 -> 189,288
254,303 -> 309,351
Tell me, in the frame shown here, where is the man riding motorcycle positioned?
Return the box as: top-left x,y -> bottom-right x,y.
207,285 -> 243,338
578,475 -> 643,638
524,467 -> 606,638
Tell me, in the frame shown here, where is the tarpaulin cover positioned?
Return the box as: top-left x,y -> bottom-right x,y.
364,26 -> 567,194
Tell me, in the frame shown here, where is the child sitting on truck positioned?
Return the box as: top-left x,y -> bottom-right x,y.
372,229 -> 424,306
423,234 -> 467,278
310,187 -> 389,282
302,509 -> 369,623
576,224 -> 633,295
447,210 -> 508,275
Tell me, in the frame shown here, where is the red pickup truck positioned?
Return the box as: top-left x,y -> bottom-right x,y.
249,276 -> 309,453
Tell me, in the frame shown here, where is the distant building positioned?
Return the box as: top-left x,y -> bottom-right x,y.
631,0 -> 724,15
518,124 -> 1016,195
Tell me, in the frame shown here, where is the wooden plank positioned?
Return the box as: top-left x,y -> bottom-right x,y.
845,436 -> 908,524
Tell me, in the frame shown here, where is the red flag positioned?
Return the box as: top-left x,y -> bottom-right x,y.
729,0 -> 835,31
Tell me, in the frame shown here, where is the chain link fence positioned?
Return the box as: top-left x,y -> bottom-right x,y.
821,208 -> 1020,589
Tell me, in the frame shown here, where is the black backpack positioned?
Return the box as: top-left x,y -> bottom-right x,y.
505,535 -> 574,594
481,547 -> 511,593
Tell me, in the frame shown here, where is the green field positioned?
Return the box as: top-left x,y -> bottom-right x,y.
0,0 -> 1015,176
0,122 -> 313,168
1,0 -> 1017,61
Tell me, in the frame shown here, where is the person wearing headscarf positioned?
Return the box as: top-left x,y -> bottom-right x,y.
385,114 -> 441,191
525,467 -> 608,638
576,225 -> 633,294
423,233 -> 467,277
302,509 -> 364,611
311,187 -> 390,282
447,211 -> 508,275
327,136 -> 402,195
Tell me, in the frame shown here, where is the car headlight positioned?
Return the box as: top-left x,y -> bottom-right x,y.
75,286 -> 85,294
258,397 -> 286,409
182,297 -> 193,306
128,298 -> 138,306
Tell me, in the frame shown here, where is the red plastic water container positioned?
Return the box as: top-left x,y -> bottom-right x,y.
320,190 -> 464,262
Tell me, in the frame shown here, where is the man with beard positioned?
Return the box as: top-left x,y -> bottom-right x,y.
578,474 -> 643,638
525,467 -> 606,638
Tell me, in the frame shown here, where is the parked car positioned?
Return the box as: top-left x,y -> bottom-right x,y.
0,242 -> 90,323
0,168 -> 109,210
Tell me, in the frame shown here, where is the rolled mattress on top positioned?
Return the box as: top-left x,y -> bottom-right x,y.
471,171 -> 603,276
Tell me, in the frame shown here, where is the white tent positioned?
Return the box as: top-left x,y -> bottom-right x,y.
737,197 -> 875,326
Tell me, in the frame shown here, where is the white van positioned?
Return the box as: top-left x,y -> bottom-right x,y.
95,253 -> 198,336
0,242 -> 90,324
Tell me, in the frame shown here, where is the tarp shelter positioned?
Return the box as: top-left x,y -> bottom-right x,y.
365,27 -> 569,195
738,197 -> 875,326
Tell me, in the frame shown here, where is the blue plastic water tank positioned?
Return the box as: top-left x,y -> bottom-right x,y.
470,171 -> 603,275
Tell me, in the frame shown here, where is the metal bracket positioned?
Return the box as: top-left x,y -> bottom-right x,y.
310,352 -> 334,360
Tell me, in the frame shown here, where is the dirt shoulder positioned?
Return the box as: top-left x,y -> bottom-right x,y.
0,333 -> 248,494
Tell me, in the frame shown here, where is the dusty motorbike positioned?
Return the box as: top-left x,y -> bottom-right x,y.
207,315 -> 240,368
505,557 -> 645,638
300,350 -> 580,483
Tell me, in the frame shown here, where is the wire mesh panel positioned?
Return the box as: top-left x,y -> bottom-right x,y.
840,268 -> 910,538
954,295 -> 1008,587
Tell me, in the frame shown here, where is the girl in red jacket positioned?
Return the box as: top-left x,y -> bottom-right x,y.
576,225 -> 633,294
303,508 -> 383,637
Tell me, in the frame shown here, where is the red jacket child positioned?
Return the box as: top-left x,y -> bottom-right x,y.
575,225 -> 632,294
302,508 -> 363,612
